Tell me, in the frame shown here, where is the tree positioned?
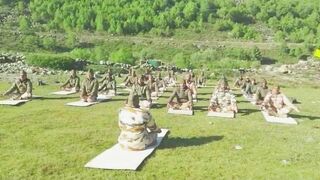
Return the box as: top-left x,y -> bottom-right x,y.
19,16 -> 31,31
251,46 -> 262,61
110,49 -> 135,65
42,37 -> 56,50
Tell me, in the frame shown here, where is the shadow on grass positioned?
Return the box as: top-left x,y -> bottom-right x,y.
237,100 -> 249,103
238,108 -> 261,116
159,135 -> 224,149
152,103 -> 167,109
197,92 -> 212,96
193,105 -> 208,112
291,114 -> 320,121
35,96 -> 76,100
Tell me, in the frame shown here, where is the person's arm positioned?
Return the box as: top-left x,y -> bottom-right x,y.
282,94 -> 299,112
99,76 -> 106,84
146,113 -> 161,133
92,79 -> 99,96
26,80 -> 32,94
3,82 -> 17,96
80,80 -> 86,97
263,93 -> 271,106
60,78 -> 70,88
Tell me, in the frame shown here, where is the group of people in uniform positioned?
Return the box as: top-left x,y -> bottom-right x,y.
1,68 -> 300,151
234,76 -> 299,118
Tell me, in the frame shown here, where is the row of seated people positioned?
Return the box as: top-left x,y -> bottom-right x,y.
234,76 -> 299,117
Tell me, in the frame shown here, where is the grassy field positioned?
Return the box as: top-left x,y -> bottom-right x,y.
0,78 -> 319,180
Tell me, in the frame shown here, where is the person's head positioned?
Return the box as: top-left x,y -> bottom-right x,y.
71,69 -> 76,77
126,91 -> 140,108
87,69 -> 94,79
20,70 -> 27,81
218,81 -> 229,91
251,78 -> 256,84
245,76 -> 250,82
271,86 -> 280,95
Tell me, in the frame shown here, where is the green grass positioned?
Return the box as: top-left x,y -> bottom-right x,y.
0,78 -> 319,179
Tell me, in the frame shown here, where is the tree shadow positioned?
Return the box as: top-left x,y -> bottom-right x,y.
290,114 -> 320,121
238,108 -> 261,116
159,135 -> 224,149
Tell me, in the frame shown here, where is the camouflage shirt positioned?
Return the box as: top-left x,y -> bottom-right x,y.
4,78 -> 32,96
81,77 -> 99,97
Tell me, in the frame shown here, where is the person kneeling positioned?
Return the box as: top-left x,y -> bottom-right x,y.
118,91 -> 161,151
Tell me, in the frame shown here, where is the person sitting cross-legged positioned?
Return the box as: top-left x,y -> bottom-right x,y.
208,78 -> 238,113
99,69 -> 117,95
167,78 -> 193,110
118,91 -> 161,151
262,86 -> 299,118
3,70 -> 32,100
80,69 -> 99,102
60,69 -> 80,92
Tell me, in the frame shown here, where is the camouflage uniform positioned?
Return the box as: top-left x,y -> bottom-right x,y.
99,72 -> 116,94
155,72 -> 166,90
118,91 -> 161,151
61,75 -> 80,92
167,81 -> 193,110
209,90 -> 237,113
197,71 -> 206,86
263,92 -> 298,117
125,71 -> 138,87
80,76 -> 99,102
4,78 -> 32,100
255,86 -> 269,104
133,76 -> 151,102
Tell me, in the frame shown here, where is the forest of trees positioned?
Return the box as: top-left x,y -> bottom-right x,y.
0,0 -> 319,70
1,0 -> 317,44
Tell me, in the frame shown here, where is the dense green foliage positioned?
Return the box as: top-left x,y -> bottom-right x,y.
26,53 -> 75,70
7,0 -> 316,43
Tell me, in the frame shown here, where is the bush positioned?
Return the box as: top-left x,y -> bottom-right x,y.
26,53 -> 76,70
110,48 -> 136,65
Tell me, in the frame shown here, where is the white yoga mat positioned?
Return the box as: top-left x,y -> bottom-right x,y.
243,94 -> 254,102
262,111 -> 298,125
97,94 -> 113,102
51,90 -> 77,95
0,99 -> 30,106
168,108 -> 193,116
207,111 -> 235,118
85,129 -> 169,170
66,101 -> 99,107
